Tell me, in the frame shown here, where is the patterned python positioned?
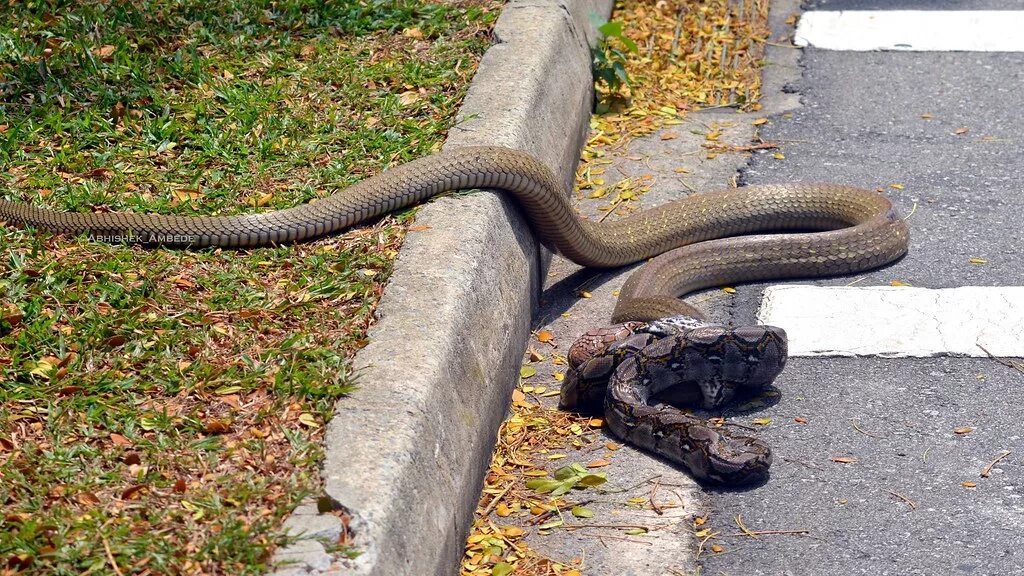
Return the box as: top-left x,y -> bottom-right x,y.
0,145 -> 909,484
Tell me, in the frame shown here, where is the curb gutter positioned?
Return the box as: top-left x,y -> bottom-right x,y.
270,1 -> 614,574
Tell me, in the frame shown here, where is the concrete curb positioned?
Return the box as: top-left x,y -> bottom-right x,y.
270,1 -> 613,574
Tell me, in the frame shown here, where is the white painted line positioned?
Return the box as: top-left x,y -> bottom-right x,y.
757,286 -> 1024,358
795,11 -> 1024,52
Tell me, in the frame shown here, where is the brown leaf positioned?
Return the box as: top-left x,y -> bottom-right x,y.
954,427 -> 974,435
83,167 -> 113,180
109,433 -> 133,446
93,44 -> 116,59
204,418 -> 232,434
104,335 -> 126,348
536,330 -> 554,343
123,452 -> 141,465
794,416 -> 808,424
120,485 -> 147,500
831,456 -> 857,464
77,491 -> 100,506
173,478 -> 187,493
954,127 -> 969,135
586,459 -> 610,468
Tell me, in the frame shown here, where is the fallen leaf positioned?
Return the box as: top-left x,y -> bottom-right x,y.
722,286 -> 737,294
753,117 -> 769,125
536,330 -> 554,343
204,419 -> 232,434
969,258 -> 988,265
571,505 -> 594,518
109,433 -> 132,446
520,366 -> 537,379
890,280 -> 911,287
954,427 -> 974,435
890,183 -> 905,190
961,481 -> 977,488
794,416 -> 808,424
954,127 -> 969,135
586,459 -> 610,468
711,544 -> 725,553
93,44 -> 116,59
831,456 -> 857,464
752,417 -> 771,426
121,485 -> 148,500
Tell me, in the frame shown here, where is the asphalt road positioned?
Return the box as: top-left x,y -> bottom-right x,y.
701,1 -> 1024,575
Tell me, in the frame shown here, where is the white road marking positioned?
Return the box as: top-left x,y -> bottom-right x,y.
795,11 -> 1024,52
756,286 -> 1024,358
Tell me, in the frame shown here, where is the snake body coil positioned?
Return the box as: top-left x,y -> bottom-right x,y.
1,145 -> 909,484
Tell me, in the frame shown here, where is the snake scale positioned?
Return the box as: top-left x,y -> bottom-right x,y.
0,145 -> 909,484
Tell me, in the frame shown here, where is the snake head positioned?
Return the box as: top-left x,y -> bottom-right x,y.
682,324 -> 788,409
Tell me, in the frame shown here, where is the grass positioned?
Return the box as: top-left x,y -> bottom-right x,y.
0,1 -> 499,574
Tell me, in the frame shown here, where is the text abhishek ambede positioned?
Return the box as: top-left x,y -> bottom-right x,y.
88,233 -> 200,244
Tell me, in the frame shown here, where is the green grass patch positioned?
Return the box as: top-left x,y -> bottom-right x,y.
0,1 -> 499,574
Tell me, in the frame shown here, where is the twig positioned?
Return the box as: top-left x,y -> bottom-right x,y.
102,535 -> 125,576
977,343 -> 1024,375
723,529 -> 809,537
480,483 -> 513,517
702,141 -> 780,152
899,200 -> 918,222
734,514 -> 759,539
889,490 -> 917,510
563,523 -> 657,532
649,479 -> 664,515
579,533 -> 654,546
850,419 -> 885,439
981,450 -> 1012,478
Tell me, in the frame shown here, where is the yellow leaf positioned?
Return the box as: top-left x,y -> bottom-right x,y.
694,528 -> 711,537
890,280 -> 911,287
588,418 -> 604,428
753,118 -> 769,125
536,330 -> 554,343
520,366 -> 537,379
920,112 -> 934,119
890,183 -> 905,190
553,372 -> 565,382
502,526 -> 524,538
298,413 -> 318,428
577,290 -> 592,299
705,131 -> 721,141
969,258 -> 988,265
752,417 -> 772,426
711,544 -> 725,553
694,516 -> 707,527
772,152 -> 785,160
722,287 -> 737,294
495,503 -> 511,517
961,481 -> 977,488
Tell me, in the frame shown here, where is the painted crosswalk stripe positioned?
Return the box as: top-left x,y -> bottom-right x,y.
756,286 -> 1024,358
795,11 -> 1024,52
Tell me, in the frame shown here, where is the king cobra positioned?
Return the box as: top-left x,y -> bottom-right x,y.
0,145 -> 909,484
